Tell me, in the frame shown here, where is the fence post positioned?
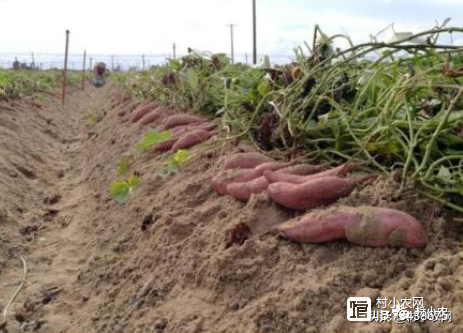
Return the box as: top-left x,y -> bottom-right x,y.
252,0 -> 257,64
31,52 -> 35,69
82,50 -> 86,90
62,30 -> 70,106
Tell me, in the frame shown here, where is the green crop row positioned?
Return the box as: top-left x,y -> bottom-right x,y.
113,25 -> 463,213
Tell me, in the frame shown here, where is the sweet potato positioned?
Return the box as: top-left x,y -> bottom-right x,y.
226,176 -> 269,201
154,124 -> 217,153
153,128 -> 187,153
139,108 -> 163,125
278,164 -> 326,176
130,101 -> 160,122
162,114 -> 207,130
171,129 -> 217,151
117,100 -> 138,117
153,137 -> 179,153
212,162 -> 291,195
223,152 -> 273,170
173,121 -> 217,134
212,169 -> 261,195
267,174 -> 377,210
264,163 -> 356,184
275,206 -> 426,248
194,121 -> 218,131
254,161 -> 293,173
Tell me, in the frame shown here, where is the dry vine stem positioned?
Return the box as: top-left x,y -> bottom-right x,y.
3,257 -> 27,318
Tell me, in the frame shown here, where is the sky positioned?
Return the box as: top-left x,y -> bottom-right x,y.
0,0 -> 463,58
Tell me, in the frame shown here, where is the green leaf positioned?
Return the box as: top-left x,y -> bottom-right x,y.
165,149 -> 190,174
448,111 -> 463,122
173,149 -> 189,164
110,174 -> 141,204
168,59 -> 182,71
257,81 -> 270,97
262,56 -> 271,68
127,174 -> 141,188
186,68 -> 199,91
0,75 -> 9,86
136,130 -> 172,152
437,166 -> 455,185
110,181 -> 130,204
118,156 -> 131,176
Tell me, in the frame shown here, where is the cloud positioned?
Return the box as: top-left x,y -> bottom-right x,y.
0,0 -> 462,61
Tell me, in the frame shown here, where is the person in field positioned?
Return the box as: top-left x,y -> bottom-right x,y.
93,62 -> 107,88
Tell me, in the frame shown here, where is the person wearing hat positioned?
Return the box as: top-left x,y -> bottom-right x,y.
93,62 -> 108,87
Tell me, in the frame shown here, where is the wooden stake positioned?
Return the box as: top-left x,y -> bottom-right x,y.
62,30 -> 70,106
81,50 -> 86,90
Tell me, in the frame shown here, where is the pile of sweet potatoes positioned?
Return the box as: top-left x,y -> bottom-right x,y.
212,152 -> 326,201
212,153 -> 376,211
212,152 -> 427,248
116,100 -> 218,153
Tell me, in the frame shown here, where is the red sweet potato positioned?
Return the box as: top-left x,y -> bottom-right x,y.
153,137 -> 179,153
130,101 -> 160,122
278,164 -> 326,176
254,161 -> 293,173
212,169 -> 261,195
162,114 -> 207,130
193,121 -> 218,131
139,108 -> 163,125
153,124 -> 217,153
153,128 -> 187,153
264,163 -> 356,184
275,206 -> 426,248
171,129 -> 217,151
117,100 -> 138,117
226,176 -> 269,201
267,174 -> 377,210
223,152 -> 273,170
212,162 -> 290,195
173,121 -> 217,134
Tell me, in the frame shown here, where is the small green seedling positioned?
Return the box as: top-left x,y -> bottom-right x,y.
110,174 -> 141,204
165,149 -> 190,174
117,155 -> 132,176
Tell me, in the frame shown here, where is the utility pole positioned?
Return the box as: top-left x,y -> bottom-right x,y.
111,55 -> 114,70
227,24 -> 236,64
142,54 -> 145,70
252,0 -> 257,64
173,43 -> 176,59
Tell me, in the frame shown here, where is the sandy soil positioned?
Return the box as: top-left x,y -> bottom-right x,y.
0,86 -> 461,333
